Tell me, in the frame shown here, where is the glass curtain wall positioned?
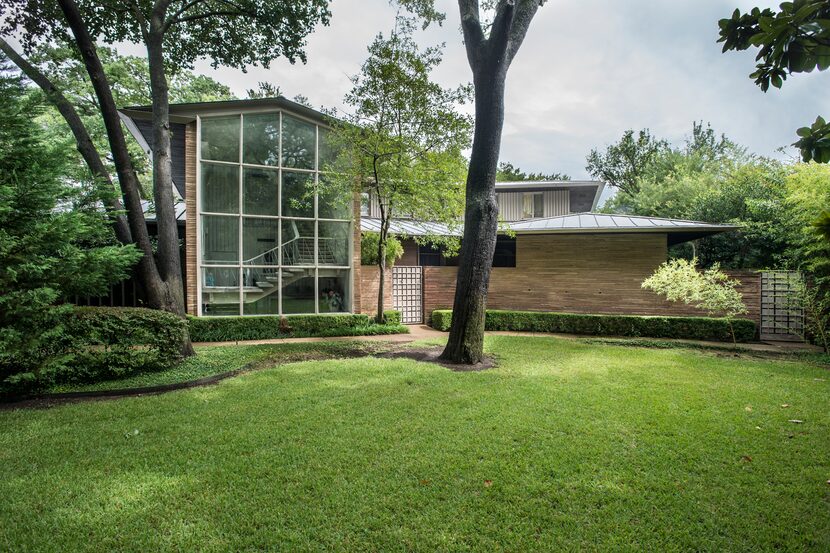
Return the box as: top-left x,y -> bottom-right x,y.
199,112 -> 352,316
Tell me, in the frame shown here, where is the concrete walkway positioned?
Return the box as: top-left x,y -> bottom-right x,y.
195,325 -> 823,354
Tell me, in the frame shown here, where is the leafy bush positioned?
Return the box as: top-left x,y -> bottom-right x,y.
431,309 -> 756,342
360,232 -> 403,267
382,310 -> 402,325
642,258 -> 747,343
1,307 -> 187,395
186,313 -> 410,342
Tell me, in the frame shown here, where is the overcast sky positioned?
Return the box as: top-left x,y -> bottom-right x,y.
145,0 -> 829,179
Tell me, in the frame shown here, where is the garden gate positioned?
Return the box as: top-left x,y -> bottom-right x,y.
760,271 -> 804,341
392,266 -> 423,324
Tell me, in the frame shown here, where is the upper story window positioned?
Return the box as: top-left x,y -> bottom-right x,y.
198,111 -> 352,318
522,192 -> 544,219
360,192 -> 370,216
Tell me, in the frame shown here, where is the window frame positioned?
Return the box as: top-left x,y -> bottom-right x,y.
196,109 -> 353,317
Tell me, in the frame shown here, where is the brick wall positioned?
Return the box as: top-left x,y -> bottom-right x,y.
185,122 -> 197,315
421,233 -> 761,326
359,265 -> 393,314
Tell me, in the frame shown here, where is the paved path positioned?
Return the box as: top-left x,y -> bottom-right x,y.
195,325 -> 822,354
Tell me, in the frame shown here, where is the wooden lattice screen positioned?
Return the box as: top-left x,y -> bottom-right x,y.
760,271 -> 805,342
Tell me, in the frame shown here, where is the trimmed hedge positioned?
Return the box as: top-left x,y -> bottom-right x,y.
188,313 -> 406,342
382,310 -> 402,325
431,309 -> 756,342
2,307 -> 188,395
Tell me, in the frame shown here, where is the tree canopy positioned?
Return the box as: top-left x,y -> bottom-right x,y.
330,16 -> 471,322
718,1 -> 830,162
496,161 -> 569,182
0,64 -> 140,389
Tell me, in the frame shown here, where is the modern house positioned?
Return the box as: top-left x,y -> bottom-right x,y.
119,98 -> 760,327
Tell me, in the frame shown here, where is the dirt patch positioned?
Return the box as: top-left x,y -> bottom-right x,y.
376,346 -> 497,372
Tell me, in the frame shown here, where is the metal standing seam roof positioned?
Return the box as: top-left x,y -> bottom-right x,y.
360,217 -> 462,237
509,213 -> 736,233
360,213 -> 736,236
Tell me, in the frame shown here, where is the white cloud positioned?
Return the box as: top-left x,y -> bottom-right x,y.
132,0 -> 830,177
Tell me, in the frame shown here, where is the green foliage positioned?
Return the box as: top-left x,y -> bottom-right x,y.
1,307 -> 186,395
430,309 -> 756,342
186,314 -> 409,342
586,128 -> 668,195
496,161 -> 569,182
0,68 -> 141,393
382,310 -> 402,325
783,163 -> 830,349
642,258 -> 747,343
24,43 -> 235,195
361,232 -> 404,267
328,16 -> 471,321
600,123 -> 792,270
1,1 -> 332,73
718,1 -> 830,162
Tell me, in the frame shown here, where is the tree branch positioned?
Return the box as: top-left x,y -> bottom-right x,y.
458,0 -> 485,71
0,37 -> 132,245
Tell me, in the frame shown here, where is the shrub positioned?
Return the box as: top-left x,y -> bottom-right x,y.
188,314 -> 383,342
382,310 -> 402,325
430,309 -> 756,342
1,307 -> 187,395
642,258 -> 747,343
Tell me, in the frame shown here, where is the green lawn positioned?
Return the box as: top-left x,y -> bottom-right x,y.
1,336 -> 829,551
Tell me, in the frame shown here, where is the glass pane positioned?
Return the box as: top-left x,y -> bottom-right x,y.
318,127 -> 340,171
201,215 -> 239,264
243,218 -> 278,265
243,113 -> 280,166
281,268 -> 316,314
201,267 -> 239,316
242,267 -> 279,315
318,221 -> 350,266
201,116 -> 239,162
243,167 -> 278,216
281,115 -> 315,169
281,171 -> 314,218
201,163 -> 239,214
318,173 -> 352,219
318,269 -> 349,313
281,219 -> 315,266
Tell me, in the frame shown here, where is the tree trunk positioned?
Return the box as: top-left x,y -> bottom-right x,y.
0,38 -> 132,245
376,199 -> 391,324
57,0 -> 193,356
440,66 -> 508,364
146,28 -> 194,356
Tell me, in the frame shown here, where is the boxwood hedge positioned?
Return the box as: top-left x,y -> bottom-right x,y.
188,311 -> 404,342
2,306 -> 188,395
430,309 -> 756,342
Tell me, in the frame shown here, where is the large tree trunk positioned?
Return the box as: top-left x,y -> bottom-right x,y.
57,0 -> 193,356
0,38 -> 132,245
441,0 -> 540,364
146,26 -> 194,355
440,71 -> 506,364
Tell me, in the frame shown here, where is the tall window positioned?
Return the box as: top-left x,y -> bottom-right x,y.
198,112 -> 352,316
522,192 -> 544,219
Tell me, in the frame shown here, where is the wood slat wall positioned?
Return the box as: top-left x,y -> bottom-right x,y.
420,233 -> 761,326
497,190 -> 570,221
185,122 -> 198,314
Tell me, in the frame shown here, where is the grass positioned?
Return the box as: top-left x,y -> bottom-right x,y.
1,335 -> 829,551
45,341 -> 386,394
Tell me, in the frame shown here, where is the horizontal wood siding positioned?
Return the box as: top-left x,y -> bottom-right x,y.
422,233 -> 761,327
